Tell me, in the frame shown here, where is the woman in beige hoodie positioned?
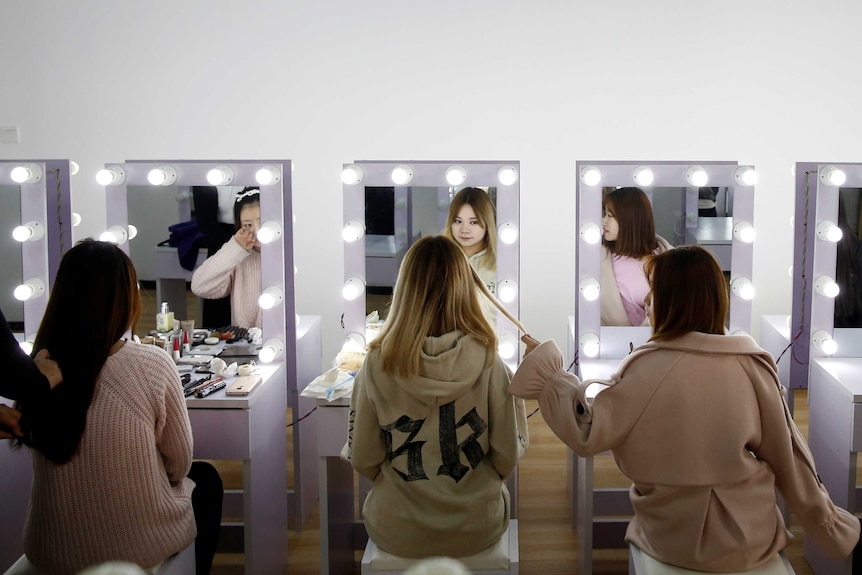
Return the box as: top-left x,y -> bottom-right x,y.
511,245 -> 861,571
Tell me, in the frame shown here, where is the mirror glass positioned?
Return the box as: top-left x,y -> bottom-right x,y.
0,184 -> 23,329
834,187 -> 862,329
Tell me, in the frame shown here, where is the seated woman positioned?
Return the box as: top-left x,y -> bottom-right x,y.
345,235 -> 528,558
15,240 -> 222,575
442,187 -> 497,295
511,245 -> 861,571
191,186 -> 262,328
601,187 -> 672,326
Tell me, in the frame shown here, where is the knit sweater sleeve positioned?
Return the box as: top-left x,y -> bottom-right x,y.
152,350 -> 193,484
191,237 -> 250,300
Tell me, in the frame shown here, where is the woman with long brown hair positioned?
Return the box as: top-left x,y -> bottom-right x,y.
442,187 -> 498,295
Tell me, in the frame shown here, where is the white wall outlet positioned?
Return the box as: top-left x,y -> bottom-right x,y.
0,127 -> 20,144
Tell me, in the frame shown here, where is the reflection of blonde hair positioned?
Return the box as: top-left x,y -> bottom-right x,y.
369,236 -> 524,378
442,187 -> 497,268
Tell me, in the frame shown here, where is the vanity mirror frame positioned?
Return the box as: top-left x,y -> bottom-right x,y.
575,161 -> 756,364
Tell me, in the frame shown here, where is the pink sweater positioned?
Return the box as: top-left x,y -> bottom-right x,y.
191,237 -> 262,328
23,342 -> 196,574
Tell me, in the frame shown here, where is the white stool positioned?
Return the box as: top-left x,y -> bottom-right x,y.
361,519 -> 519,575
3,542 -> 195,575
628,544 -> 795,575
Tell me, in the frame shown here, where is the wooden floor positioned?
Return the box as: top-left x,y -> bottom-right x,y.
204,390 -> 832,575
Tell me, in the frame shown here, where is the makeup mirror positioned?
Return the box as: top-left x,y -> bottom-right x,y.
575,161 -> 756,361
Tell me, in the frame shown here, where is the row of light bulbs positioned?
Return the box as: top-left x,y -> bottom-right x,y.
341,164 -> 520,187
579,165 -> 759,188
95,164 -> 283,187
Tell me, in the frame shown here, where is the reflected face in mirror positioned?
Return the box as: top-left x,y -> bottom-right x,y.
601,207 -> 619,242
601,188 -> 657,256
451,205 -> 487,257
235,202 -> 261,252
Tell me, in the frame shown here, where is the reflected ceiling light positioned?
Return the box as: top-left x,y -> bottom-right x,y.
12,221 -> 44,242
788,265 -> 793,277
497,165 -> 519,186
498,222 -> 519,244
96,165 -> 126,186
127,224 -> 138,240
734,165 -> 758,186
498,334 -> 518,360
14,278 -> 46,301
815,276 -> 840,298
732,221 -> 756,243
69,161 -> 80,176
206,164 -> 234,186
257,221 -> 282,244
72,212 -> 82,227
789,216 -> 794,228
812,330 -> 838,355
580,166 -> 601,186
632,166 -> 654,187
342,277 -> 366,301
391,164 -> 414,185
785,315 -> 792,328
295,313 -> 301,326
258,286 -> 284,309
343,332 -> 366,353
255,164 -> 281,185
580,222 -> 602,245
147,165 -> 177,186
819,165 -> 847,187
342,220 -> 365,242
579,333 -> 600,358
816,221 -> 843,242
19,340 -> 34,355
99,225 -> 128,245
685,165 -> 708,187
342,164 -> 364,185
445,165 -> 467,186
731,277 -> 755,300
11,164 -> 43,184
259,338 -> 285,363
497,279 -> 518,303
579,278 -> 601,302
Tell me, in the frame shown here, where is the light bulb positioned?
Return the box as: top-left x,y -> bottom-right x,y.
580,333 -> 600,358
255,165 -> 281,186
788,265 -> 793,277
14,278 -> 45,301
497,165 -> 519,186
206,165 -> 234,185
391,164 -> 413,186
341,164 -> 364,185
815,276 -> 840,298
819,165 -> 847,187
12,221 -> 44,242
342,277 -> 366,301
580,166 -> 601,186
343,332 -> 366,353
19,340 -> 33,355
816,221 -> 843,242
498,334 -> 518,360
685,165 -> 708,187
731,277 -> 755,300
580,222 -> 602,245
497,280 -> 518,303
812,330 -> 838,355
579,278 -> 601,302
632,166 -> 654,186
785,315 -> 792,328
10,164 -> 43,184
257,221 -> 282,244
99,225 -> 128,246
127,224 -> 138,240
445,165 -> 467,186
498,222 -> 519,244
96,165 -> 126,186
147,165 -> 177,186
259,338 -> 285,363
734,165 -> 758,186
732,221 -> 756,243
342,220 -> 365,242
258,286 -> 284,309
72,212 -> 82,227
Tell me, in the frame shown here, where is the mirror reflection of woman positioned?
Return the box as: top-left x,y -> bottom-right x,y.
191,187 -> 262,329
442,187 -> 497,295
601,187 -> 672,326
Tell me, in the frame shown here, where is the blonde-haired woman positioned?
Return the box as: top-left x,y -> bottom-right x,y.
442,187 -> 498,295
345,235 -> 528,559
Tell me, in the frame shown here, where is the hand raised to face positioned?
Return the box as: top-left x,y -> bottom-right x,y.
234,227 -> 258,251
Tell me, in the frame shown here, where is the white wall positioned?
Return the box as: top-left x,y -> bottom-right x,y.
3,0 -> 862,367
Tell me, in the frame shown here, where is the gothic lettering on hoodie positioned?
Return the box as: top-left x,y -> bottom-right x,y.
382,415 -> 429,481
438,403 -> 488,482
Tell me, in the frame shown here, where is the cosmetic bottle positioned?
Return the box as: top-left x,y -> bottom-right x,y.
172,336 -> 181,361
183,331 -> 191,353
156,302 -> 174,332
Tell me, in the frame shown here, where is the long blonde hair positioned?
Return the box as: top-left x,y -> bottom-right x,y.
369,235 -> 524,378
442,187 -> 497,268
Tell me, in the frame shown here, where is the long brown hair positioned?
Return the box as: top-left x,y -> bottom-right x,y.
603,187 -> 659,258
442,187 -> 497,268
646,245 -> 728,341
18,239 -> 142,463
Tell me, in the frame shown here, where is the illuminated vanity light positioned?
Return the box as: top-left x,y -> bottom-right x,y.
296,313 -> 301,327
815,276 -> 840,298
69,161 -> 80,176
391,164 -> 414,186
445,165 -> 467,186
498,222 -> 519,245
497,279 -> 518,303
258,286 -> 284,309
11,164 -> 43,184
14,278 -> 46,302
732,221 -> 756,243
788,265 -> 793,277
342,277 -> 366,301
789,216 -> 794,228
819,165 -> 847,187
147,165 -> 177,187
579,278 -> 601,302
343,332 -> 366,353
255,165 -> 282,186
206,165 -> 234,186
812,330 -> 838,356
579,166 -> 601,187
579,222 -> 602,245
96,165 -> 126,186
342,220 -> 365,243
497,165 -> 519,186
127,224 -> 138,240
341,164 -> 364,185
19,340 -> 34,355
685,165 -> 708,187
259,338 -> 285,364
731,277 -> 755,300
816,221 -> 843,242
99,225 -> 129,246
785,315 -> 792,328
580,333 -> 600,358
497,334 -> 518,360
632,166 -> 654,187
734,165 -> 758,186
257,221 -> 282,244
72,212 -> 82,227
12,221 -> 44,242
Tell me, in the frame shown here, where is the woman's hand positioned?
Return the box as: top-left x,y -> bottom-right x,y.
521,334 -> 541,357
34,349 -> 62,389
0,404 -> 22,439
234,227 -> 257,251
